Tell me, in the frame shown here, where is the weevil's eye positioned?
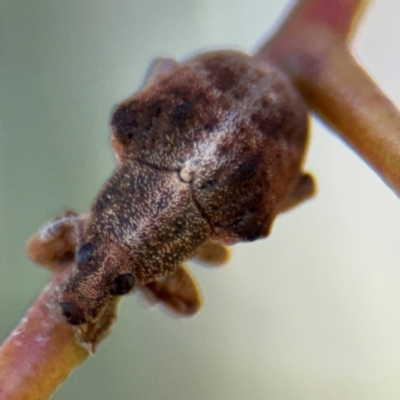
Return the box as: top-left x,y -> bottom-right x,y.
76,242 -> 94,269
109,273 -> 136,296
60,301 -> 86,325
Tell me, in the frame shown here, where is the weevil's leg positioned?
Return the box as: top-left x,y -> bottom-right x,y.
139,57 -> 179,90
191,240 -> 231,267
279,172 -> 317,213
136,264 -> 202,317
27,210 -> 89,271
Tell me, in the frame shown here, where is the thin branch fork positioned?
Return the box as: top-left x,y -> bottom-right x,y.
257,0 -> 400,196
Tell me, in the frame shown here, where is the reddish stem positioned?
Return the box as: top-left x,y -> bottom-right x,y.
257,0 -> 400,195
0,267 -> 89,400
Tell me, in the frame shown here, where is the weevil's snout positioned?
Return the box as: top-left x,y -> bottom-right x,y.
60,273 -> 136,325
60,251 -> 137,325
60,301 -> 86,325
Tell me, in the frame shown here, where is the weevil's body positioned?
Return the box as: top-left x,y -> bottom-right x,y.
30,50 -> 314,325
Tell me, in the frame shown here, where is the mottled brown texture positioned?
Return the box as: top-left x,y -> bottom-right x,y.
59,160 -> 210,322
29,50 -> 314,325
111,50 -> 310,242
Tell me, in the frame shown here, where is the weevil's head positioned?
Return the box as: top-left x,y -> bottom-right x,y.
60,240 -> 136,325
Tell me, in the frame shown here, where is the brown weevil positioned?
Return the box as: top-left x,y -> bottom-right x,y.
28,50 -> 315,326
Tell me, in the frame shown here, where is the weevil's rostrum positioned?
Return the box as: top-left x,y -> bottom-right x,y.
30,50 -> 315,326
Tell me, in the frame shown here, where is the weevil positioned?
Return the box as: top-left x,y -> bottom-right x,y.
28,50 -> 315,326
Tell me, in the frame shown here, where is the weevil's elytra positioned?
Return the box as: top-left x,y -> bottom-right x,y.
40,49 -> 315,325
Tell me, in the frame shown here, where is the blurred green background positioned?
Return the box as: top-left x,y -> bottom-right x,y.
2,1 -> 400,399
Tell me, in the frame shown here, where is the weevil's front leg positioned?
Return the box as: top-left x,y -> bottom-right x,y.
137,264 -> 202,316
27,210 -> 89,271
191,240 -> 231,267
279,172 -> 316,213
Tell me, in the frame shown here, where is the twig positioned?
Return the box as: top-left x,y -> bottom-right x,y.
0,267 -> 89,400
257,0 -> 400,195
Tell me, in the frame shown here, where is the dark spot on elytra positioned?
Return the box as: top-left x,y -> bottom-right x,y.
261,99 -> 270,109
144,101 -> 163,131
214,67 -> 236,92
203,54 -> 245,92
236,156 -> 260,180
172,100 -> 193,121
111,104 -> 138,140
252,105 -> 300,142
149,101 -> 162,118
232,87 -> 247,100
251,111 -> 275,137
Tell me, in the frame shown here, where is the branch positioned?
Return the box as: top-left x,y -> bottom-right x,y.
0,261 -> 119,400
0,267 -> 88,399
257,0 -> 400,195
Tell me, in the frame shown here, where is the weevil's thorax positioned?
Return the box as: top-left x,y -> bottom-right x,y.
61,161 -> 211,323
85,161 -> 211,283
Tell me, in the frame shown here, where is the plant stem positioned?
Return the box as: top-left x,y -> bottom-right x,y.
257,0 -> 400,196
0,267 -> 89,400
